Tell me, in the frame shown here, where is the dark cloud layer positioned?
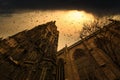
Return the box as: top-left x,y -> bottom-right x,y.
0,0 -> 120,16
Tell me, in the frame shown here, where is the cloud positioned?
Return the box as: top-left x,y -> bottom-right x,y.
0,0 -> 120,16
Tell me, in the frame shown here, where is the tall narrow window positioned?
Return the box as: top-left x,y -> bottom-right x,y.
73,49 -> 98,80
56,58 -> 65,80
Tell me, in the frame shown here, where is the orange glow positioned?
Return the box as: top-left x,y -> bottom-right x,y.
67,10 -> 84,21
65,10 -> 94,23
0,10 -> 95,50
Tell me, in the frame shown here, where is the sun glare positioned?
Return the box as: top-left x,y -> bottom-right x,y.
69,10 -> 83,19
65,10 -> 94,23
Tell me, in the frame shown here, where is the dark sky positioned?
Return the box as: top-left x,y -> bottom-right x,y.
0,0 -> 120,16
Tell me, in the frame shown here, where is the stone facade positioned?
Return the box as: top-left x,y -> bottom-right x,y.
0,20 -> 120,80
0,21 -> 59,80
57,20 -> 120,80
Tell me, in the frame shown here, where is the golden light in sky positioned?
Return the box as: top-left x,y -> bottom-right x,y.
0,10 -> 119,51
67,10 -> 84,21
64,10 -> 94,23
0,10 -> 96,50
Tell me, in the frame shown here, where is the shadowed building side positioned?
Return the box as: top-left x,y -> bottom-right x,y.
0,21 -> 59,80
57,20 -> 120,80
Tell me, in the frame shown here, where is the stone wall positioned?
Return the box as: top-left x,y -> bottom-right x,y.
0,21 -> 59,80
57,21 -> 120,80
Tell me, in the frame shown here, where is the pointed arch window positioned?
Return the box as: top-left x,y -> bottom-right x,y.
73,49 -> 86,60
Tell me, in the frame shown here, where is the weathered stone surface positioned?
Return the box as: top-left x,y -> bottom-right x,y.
0,21 -> 59,80
57,21 -> 120,80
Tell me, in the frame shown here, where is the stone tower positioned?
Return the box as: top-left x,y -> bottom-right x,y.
0,21 -> 59,80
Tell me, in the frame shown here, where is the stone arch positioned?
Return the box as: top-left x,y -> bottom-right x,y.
73,48 -> 86,60
73,48 -> 98,80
